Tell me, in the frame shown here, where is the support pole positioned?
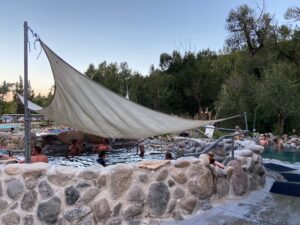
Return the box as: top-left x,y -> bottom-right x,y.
24,21 -> 31,163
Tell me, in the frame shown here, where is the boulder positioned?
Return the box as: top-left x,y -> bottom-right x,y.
38,180 -> 54,199
64,206 -> 92,222
171,172 -> 188,184
23,215 -> 34,225
228,160 -> 248,196
127,185 -> 145,203
122,203 -> 144,219
147,182 -> 170,216
6,179 -> 24,200
92,198 -> 111,221
37,197 -> 61,224
79,187 -> 100,204
172,187 -> 185,199
188,167 -> 213,199
109,166 -> 133,199
138,173 -> 148,183
79,169 -> 98,180
47,166 -> 77,187
173,160 -> 190,168
65,185 -> 80,205
96,174 -> 107,188
156,169 -> 169,181
235,149 -> 253,157
21,190 -> 37,211
180,197 -> 198,214
1,212 -> 20,225
0,199 -> 8,210
4,164 -> 21,175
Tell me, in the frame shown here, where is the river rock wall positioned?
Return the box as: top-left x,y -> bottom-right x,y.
0,147 -> 265,225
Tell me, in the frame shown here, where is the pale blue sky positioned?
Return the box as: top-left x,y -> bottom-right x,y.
0,0 -> 299,95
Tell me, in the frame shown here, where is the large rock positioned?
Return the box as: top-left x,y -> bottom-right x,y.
147,182 -> 170,216
65,185 -> 80,205
109,166 -> 133,199
171,172 -> 188,184
122,203 -> 144,219
199,154 -> 210,166
1,212 -> 20,225
23,215 -> 34,225
64,206 -> 92,221
180,197 -> 198,214
228,160 -> 248,196
79,169 -> 98,180
6,179 -> 24,200
172,187 -> 185,199
22,163 -> 48,179
138,173 -> 148,183
173,160 -> 190,168
0,199 -> 8,210
21,190 -> 37,211
127,185 -> 145,203
216,177 -> 229,198
248,144 -> 264,153
235,149 -> 253,157
37,197 -> 61,224
96,175 -> 107,188
4,164 -> 21,175
113,202 -> 122,216
156,169 -> 169,181
38,180 -> 54,199
47,166 -> 77,187
24,177 -> 38,190
188,167 -> 213,199
92,198 -> 111,221
79,187 -> 100,204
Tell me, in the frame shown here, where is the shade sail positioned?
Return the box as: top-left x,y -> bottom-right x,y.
24,41 -> 239,139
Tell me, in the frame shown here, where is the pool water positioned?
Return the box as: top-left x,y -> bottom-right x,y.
262,149 -> 300,163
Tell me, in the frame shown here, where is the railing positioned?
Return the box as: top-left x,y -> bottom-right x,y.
182,131 -> 248,160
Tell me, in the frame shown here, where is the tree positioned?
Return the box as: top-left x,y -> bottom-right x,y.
226,4 -> 274,56
256,63 -> 300,134
285,7 -> 300,22
0,81 -> 14,115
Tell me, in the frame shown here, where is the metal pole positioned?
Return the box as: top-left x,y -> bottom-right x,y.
24,21 -> 31,163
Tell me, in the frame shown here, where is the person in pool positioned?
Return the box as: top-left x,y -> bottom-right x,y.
97,150 -> 106,167
68,139 -> 82,156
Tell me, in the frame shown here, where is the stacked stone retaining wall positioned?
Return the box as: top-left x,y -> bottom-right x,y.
0,146 -> 265,225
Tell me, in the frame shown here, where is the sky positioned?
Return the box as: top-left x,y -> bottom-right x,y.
0,0 -> 299,96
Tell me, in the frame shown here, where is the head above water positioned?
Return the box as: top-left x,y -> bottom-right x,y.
34,146 -> 42,154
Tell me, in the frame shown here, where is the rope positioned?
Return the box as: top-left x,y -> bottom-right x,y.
27,26 -> 42,59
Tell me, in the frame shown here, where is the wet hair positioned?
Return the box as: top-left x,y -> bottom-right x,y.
34,146 -> 42,153
165,152 -> 173,160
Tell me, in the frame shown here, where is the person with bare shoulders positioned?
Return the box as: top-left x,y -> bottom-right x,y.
20,146 -> 48,163
68,139 -> 82,156
94,139 -> 110,154
207,151 -> 225,169
31,146 -> 48,163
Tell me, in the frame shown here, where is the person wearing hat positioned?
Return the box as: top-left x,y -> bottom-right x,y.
207,151 -> 225,169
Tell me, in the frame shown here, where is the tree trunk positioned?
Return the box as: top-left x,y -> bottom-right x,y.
278,112 -> 285,135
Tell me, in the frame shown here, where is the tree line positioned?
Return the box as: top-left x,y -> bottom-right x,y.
1,4 -> 300,135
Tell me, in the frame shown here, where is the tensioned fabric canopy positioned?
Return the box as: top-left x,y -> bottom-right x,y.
23,41 -> 239,138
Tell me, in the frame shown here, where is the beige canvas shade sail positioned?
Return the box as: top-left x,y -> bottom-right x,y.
23,41 -> 240,138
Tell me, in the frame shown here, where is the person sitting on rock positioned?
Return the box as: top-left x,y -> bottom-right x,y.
207,151 -> 225,169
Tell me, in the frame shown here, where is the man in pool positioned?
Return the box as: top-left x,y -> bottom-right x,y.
97,151 -> 106,167
68,139 -> 82,156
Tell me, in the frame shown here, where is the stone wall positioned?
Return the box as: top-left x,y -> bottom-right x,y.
0,146 -> 265,225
